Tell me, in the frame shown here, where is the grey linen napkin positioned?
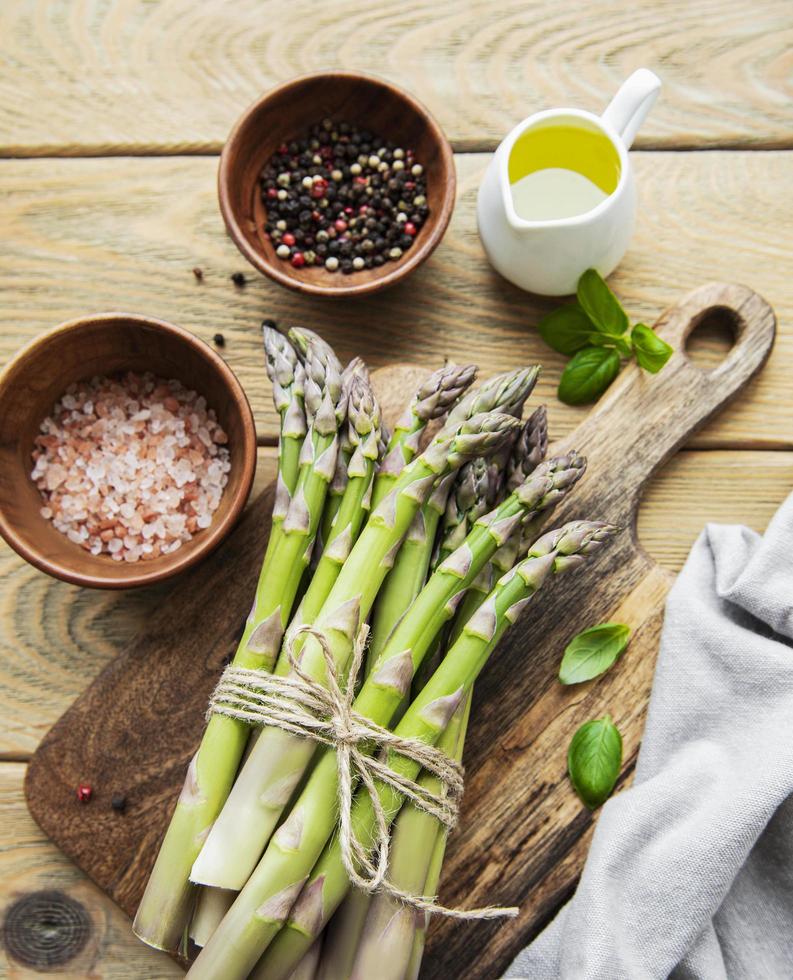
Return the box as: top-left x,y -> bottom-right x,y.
505,491 -> 793,980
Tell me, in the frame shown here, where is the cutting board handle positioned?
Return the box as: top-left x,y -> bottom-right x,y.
555,282 -> 776,527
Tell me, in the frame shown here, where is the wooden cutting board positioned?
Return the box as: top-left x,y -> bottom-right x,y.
26,283 -> 775,979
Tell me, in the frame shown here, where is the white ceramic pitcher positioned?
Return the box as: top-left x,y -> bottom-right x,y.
477,69 -> 661,296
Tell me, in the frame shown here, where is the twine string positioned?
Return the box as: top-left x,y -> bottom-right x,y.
208,624 -> 517,921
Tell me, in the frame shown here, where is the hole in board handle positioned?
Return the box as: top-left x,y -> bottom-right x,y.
685,306 -> 738,372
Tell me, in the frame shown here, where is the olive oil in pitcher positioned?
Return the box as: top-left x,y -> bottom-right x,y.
508,123 -> 622,222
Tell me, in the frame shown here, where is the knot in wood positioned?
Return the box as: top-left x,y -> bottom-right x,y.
2,890 -> 91,969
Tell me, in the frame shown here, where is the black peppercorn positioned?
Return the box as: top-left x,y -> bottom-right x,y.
111,794 -> 127,812
230,272 -> 246,287
213,333 -> 226,348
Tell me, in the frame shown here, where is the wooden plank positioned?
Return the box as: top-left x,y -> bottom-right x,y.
1,152 -> 792,448
0,762 -> 180,977
1,0 -> 791,155
1,436 -> 791,761
636,449 -> 793,569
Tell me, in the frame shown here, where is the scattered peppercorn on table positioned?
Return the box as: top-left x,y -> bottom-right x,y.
1,1 -> 792,977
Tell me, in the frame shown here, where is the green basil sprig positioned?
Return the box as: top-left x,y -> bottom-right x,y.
537,269 -> 673,404
567,715 -> 623,809
559,623 -> 631,685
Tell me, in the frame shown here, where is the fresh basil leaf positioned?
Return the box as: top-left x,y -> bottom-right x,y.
557,346 -> 621,405
568,715 -> 623,810
559,623 -> 631,685
577,269 -> 629,335
632,323 -> 674,374
537,305 -> 597,356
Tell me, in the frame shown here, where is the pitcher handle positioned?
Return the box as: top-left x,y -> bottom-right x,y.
601,68 -> 662,149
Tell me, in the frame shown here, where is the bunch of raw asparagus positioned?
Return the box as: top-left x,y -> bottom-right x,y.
134,326 -> 616,979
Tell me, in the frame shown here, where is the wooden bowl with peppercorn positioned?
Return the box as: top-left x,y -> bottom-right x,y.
0,314 -> 257,589
218,71 -> 456,298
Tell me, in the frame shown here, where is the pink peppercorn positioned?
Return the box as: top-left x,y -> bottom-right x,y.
310,178 -> 328,199
291,252 -> 306,268
404,222 -> 417,236
334,219 -> 347,233
282,232 -> 296,247
267,187 -> 278,200
77,783 -> 93,803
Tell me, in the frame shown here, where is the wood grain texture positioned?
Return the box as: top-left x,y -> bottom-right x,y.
3,446 -> 790,763
23,286 -> 777,978
1,0 -> 791,155
0,763 -> 180,977
1,152 -> 792,448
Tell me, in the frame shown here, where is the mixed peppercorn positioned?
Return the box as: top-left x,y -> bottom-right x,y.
259,119 -> 429,274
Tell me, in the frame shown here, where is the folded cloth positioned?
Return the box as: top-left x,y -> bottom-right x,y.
505,491 -> 793,980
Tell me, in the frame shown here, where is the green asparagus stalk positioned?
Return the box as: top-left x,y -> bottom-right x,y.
320,357 -> 369,547
435,456 -> 491,565
403,815 -> 450,980
183,466 -> 586,977
188,411 -> 521,892
446,406 -> 551,651
225,521 -> 617,980
368,368 -> 542,678
330,454 -> 495,958
365,473 -> 454,673
191,373 -> 382,888
284,373 -> 382,654
133,334 -> 344,951
369,363 -> 477,512
349,695 -> 471,980
331,414 -> 547,965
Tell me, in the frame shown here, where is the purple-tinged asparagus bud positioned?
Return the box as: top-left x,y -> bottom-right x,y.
507,406 -> 549,491
411,362 -> 478,421
445,366 -> 541,428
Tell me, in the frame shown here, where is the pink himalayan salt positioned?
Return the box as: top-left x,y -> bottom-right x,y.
31,371 -> 231,563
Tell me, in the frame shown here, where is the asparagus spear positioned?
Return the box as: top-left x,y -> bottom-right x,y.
367,367 -> 541,677
445,366 -> 540,428
199,521 -> 617,980
133,334 -> 345,951
507,406 -> 548,492
189,887 -> 235,949
188,411 -> 521,891
434,456 -> 491,566
183,464 -> 586,972
365,473 -> 454,674
349,695 -> 471,980
337,448 -> 503,959
320,357 -> 369,547
369,363 -> 477,512
403,814 -> 450,980
191,373 -> 382,888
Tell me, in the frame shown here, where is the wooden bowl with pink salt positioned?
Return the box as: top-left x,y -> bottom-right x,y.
0,314 -> 257,588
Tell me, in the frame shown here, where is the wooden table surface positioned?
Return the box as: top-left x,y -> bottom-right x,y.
1,1 -> 791,976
